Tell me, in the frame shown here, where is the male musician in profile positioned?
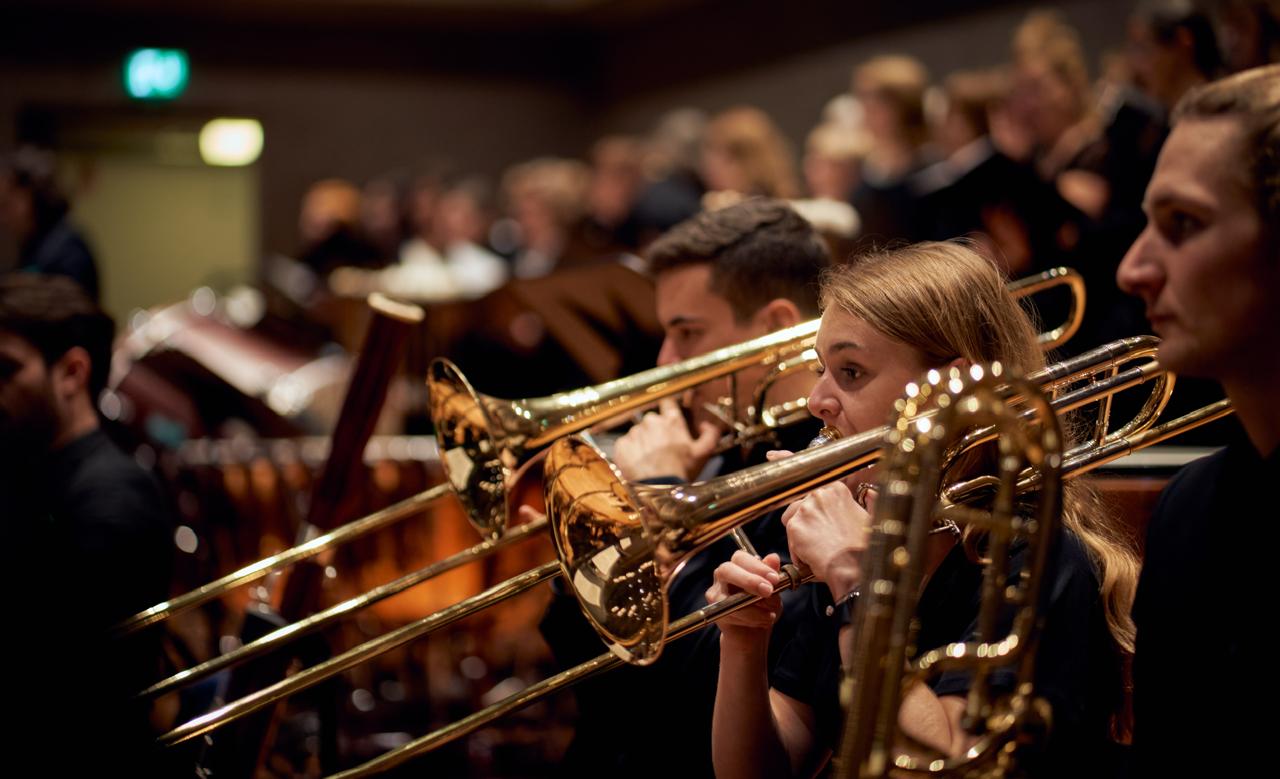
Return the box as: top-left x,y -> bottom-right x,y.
1115,64 -> 1279,776
0,273 -> 172,772
536,197 -> 831,776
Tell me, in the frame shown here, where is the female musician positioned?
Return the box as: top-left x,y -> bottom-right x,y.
707,241 -> 1140,778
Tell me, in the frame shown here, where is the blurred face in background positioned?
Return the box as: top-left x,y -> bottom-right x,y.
1012,60 -> 1081,148
0,175 -> 35,243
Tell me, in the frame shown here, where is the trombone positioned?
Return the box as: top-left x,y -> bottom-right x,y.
154,335 -> 1176,748
323,367 -> 1231,779
835,366 -> 1062,778
125,267 -> 1085,689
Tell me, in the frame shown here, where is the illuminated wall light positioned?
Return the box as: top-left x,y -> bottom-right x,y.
198,118 -> 264,167
124,48 -> 189,100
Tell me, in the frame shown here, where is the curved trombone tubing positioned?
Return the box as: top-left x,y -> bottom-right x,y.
1007,266 -> 1086,350
153,337 -> 1166,737
835,370 -> 1063,778
549,337 -> 1168,665
324,392 -> 1229,779
120,269 -> 1081,638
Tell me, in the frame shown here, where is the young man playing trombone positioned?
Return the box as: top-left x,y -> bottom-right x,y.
535,197 -> 832,776
1116,63 -> 1280,777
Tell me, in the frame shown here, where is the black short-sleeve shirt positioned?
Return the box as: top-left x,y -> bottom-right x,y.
770,526 -> 1122,777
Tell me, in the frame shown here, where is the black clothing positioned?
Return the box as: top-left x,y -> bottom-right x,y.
770,527 -> 1122,777
540,419 -> 820,777
2,428 -> 173,773
20,218 -> 100,300
1131,442 -> 1277,777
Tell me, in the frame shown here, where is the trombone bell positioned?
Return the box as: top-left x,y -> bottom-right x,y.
427,358 -> 530,540
544,436 -> 668,665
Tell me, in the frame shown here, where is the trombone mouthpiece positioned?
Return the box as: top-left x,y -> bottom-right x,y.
809,426 -> 842,448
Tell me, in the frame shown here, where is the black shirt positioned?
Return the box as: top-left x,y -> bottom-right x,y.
2,428 -> 173,772
771,526 -> 1122,777
1131,442 -> 1277,777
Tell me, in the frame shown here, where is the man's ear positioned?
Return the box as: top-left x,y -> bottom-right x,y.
754,298 -> 805,332
50,346 -> 93,401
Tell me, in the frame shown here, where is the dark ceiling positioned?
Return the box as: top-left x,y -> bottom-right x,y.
1,0 -> 1029,95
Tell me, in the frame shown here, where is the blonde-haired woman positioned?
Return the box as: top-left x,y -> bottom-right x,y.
708,241 -> 1138,779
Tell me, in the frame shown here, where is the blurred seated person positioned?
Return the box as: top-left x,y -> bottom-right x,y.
502,157 -> 594,279
1213,0 -> 1280,71
360,171 -> 410,262
0,273 -> 172,771
1010,11 -> 1110,221
701,106 -> 802,204
294,177 -> 383,276
333,176 -> 507,302
803,121 -> 871,202
914,67 -> 1084,278
0,147 -> 100,300
583,134 -> 648,254
1127,0 -> 1223,116
629,108 -> 708,247
848,55 -> 933,245
537,197 -> 832,777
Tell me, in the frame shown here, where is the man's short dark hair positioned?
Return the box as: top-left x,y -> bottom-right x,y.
645,197 -> 831,320
0,273 -> 114,398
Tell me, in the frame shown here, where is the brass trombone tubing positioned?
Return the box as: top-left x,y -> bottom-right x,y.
115,482 -> 453,636
1008,266 -> 1086,350
158,560 -> 563,747
546,352 -> 1170,665
123,269 -> 1081,637
155,336 -> 1167,740
139,517 -> 549,699
326,396 -> 1227,779
324,565 -> 818,779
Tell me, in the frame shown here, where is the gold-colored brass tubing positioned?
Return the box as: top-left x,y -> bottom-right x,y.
158,560 -> 562,746
140,517 -> 549,699
324,567 -> 816,779
125,269 -> 1082,639
326,397 -> 1229,779
1007,266 -> 1086,350
115,482 -> 453,636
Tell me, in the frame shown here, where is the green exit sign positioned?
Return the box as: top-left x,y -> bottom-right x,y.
124,48 -> 189,101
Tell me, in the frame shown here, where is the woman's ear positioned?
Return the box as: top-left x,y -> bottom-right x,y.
945,355 -> 970,375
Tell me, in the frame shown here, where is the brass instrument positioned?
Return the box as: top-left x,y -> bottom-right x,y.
322,374 -> 1230,779
834,366 -> 1061,778
153,335 -> 1172,750
546,337 -> 1164,665
127,268 -> 1085,695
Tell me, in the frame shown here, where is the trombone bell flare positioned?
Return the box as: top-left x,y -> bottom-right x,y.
543,436 -> 669,666
427,358 -> 519,540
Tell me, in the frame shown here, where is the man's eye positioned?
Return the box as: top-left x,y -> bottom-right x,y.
1161,211 -> 1203,244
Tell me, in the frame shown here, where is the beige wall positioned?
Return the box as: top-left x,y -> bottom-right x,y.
66,153 -> 258,320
